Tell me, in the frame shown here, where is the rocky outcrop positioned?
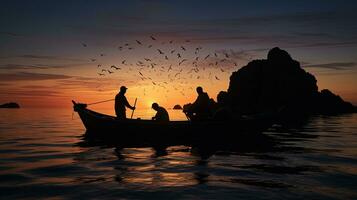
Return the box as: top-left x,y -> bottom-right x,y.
225,47 -> 355,115
314,89 -> 355,114
173,104 -> 183,110
0,102 -> 20,108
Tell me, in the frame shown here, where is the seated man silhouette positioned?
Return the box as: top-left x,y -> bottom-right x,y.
115,86 -> 136,119
151,103 -> 170,122
184,86 -> 211,121
213,91 -> 233,121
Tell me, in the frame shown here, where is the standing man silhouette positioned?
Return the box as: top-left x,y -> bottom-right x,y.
115,86 -> 135,119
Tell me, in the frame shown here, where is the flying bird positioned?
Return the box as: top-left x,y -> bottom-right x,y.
157,49 -> 164,54
204,54 -> 210,60
150,35 -> 156,40
108,70 -> 114,74
136,40 -> 142,45
91,59 -> 96,62
122,60 -> 126,64
81,43 -> 87,47
148,45 -> 152,48
181,46 -> 186,51
165,56 -> 168,60
179,59 -> 187,66
100,54 -> 105,57
215,76 -> 220,80
97,64 -> 101,68
177,53 -> 181,58
98,73 -> 105,76
111,65 -> 120,70
170,50 -> 175,54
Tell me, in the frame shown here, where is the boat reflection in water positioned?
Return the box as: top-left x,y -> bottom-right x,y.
76,124 -> 283,189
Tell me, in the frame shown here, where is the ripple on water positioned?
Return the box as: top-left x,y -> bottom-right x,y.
1,109 -> 357,199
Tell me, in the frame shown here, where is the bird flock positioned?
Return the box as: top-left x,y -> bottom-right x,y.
81,35 -> 242,97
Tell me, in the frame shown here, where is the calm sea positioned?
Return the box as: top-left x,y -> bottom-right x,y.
0,108 -> 356,199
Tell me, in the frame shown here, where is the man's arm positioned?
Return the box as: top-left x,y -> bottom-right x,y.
124,97 -> 135,110
190,96 -> 201,111
152,112 -> 159,120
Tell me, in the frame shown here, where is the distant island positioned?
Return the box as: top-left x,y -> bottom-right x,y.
173,105 -> 182,110
0,102 -> 20,108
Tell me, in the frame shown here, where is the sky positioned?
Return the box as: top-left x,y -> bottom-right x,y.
1,0 -> 357,110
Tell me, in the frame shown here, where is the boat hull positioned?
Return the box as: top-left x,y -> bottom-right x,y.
73,102 -> 275,146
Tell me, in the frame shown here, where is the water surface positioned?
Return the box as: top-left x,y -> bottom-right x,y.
0,108 -> 356,199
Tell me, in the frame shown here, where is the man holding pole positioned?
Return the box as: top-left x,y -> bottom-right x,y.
115,86 -> 136,119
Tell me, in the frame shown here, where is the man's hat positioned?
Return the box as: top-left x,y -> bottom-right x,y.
120,86 -> 127,91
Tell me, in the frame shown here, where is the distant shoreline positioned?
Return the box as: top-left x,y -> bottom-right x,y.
0,102 -> 20,109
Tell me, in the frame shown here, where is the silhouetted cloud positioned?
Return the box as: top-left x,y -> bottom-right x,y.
0,63 -> 90,70
299,41 -> 357,48
0,64 -> 45,70
68,9 -> 357,42
293,32 -> 334,38
0,31 -> 23,37
215,49 -> 254,61
303,62 -> 357,70
0,72 -> 72,81
16,55 -> 88,62
0,88 -> 65,97
55,76 -> 133,92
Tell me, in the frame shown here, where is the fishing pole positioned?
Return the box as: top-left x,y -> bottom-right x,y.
131,98 -> 138,119
87,98 -> 115,106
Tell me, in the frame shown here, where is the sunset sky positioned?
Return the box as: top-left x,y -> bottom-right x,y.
1,0 -> 357,110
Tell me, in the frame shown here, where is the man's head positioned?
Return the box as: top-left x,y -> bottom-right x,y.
196,86 -> 203,94
120,86 -> 127,93
152,103 -> 159,111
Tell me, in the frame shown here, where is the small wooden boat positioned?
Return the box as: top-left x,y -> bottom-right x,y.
73,101 -> 276,146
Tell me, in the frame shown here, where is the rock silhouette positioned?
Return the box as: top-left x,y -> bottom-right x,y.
173,104 -> 183,110
0,102 -> 20,108
225,47 -> 355,115
314,89 -> 356,114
